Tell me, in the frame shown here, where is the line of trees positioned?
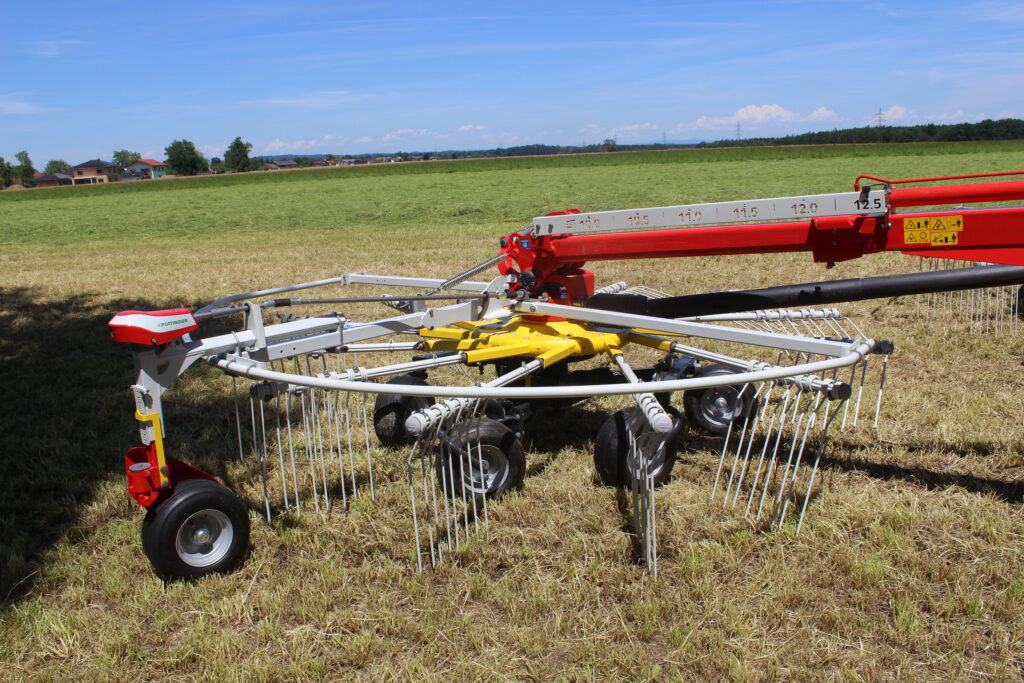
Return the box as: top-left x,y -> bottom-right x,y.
164,137 -> 262,175
0,151 -> 37,188
1,137 -> 263,188
700,118 -> 1024,148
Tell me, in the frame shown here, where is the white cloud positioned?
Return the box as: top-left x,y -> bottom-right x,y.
356,136 -> 373,144
734,104 -> 799,123
679,104 -> 842,133
263,139 -> 290,153
806,106 -> 839,121
457,124 -> 485,132
0,98 -> 40,114
381,128 -> 427,142
260,134 -> 337,153
880,105 -> 915,122
581,122 -> 658,141
195,143 -> 226,157
243,90 -> 355,107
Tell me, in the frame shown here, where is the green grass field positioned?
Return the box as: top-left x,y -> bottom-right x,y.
2,142 -> 1024,679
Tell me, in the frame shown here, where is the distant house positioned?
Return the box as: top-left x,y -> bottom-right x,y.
266,159 -> 298,170
36,173 -> 73,188
118,170 -> 150,182
71,159 -> 121,184
123,158 -> 167,179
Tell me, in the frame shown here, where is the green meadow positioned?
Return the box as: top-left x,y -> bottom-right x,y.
2,142 -> 1023,679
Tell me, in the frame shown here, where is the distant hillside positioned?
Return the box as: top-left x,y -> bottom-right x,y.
255,120 -> 1024,163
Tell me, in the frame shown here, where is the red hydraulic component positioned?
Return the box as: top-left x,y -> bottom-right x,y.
109,308 -> 198,345
126,409 -> 215,508
499,209 -> 595,306
125,444 -> 216,508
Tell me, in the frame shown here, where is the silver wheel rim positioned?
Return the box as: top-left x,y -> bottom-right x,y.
626,442 -> 668,480
460,444 -> 509,494
699,386 -> 742,426
175,508 -> 234,568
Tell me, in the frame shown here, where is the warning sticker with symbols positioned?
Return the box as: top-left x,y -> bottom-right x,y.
904,214 -> 964,246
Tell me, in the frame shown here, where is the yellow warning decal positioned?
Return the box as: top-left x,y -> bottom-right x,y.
904,229 -> 930,244
930,231 -> 958,246
904,214 -> 964,246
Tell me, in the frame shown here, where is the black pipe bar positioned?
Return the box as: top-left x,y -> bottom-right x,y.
587,265 -> 1024,319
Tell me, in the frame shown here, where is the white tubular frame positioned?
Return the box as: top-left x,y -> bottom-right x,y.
531,188 -> 889,236
210,341 -> 876,399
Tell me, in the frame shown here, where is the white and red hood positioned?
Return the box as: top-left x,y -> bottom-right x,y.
108,308 -> 198,345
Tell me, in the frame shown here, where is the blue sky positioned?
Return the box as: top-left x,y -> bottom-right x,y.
2,0 -> 1023,164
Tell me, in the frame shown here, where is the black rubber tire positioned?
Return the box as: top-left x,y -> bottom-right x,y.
437,418 -> 525,500
683,363 -> 756,436
141,478 -> 250,580
1015,285 -> 1024,319
593,406 -> 678,488
373,374 -> 434,447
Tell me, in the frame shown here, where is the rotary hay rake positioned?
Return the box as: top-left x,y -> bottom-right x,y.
109,171 -> 1024,580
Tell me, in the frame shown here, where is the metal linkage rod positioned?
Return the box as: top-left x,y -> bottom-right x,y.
404,359 -> 544,436
610,353 -> 674,433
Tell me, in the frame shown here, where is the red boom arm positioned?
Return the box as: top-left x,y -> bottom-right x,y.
498,174 -> 1024,305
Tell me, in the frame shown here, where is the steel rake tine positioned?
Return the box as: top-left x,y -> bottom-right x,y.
710,415 -> 734,499
424,424 -> 440,565
723,383 -> 764,508
771,393 -> 813,520
309,378 -> 331,513
776,396 -> 824,528
796,397 -> 845,534
407,429 -> 431,571
284,391 -> 301,518
317,355 -> 341,510
232,376 -> 246,462
257,398 -> 272,523
360,392 -> 375,499
439,431 -> 457,553
273,383 -> 289,511
745,386 -> 790,516
297,382 -> 321,514
352,353 -> 376,501
852,356 -> 870,428
475,428 -> 488,534
638,432 -> 660,577
721,387 -> 754,508
729,383 -> 771,509
873,352 -> 889,429
247,391 -> 258,461
325,385 -> 348,509
628,431 -> 642,541
459,417 -> 472,548
840,365 -> 856,431
756,387 -> 802,520
339,354 -> 359,500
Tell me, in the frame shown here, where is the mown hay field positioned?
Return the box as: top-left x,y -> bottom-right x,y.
2,142 -> 1023,680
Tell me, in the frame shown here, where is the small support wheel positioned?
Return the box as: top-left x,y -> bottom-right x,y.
141,478 -> 250,580
593,406 -> 678,488
437,417 -> 525,499
683,363 -> 756,436
373,374 -> 434,447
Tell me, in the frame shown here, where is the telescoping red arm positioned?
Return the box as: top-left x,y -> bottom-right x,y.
498,173 -> 1024,304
